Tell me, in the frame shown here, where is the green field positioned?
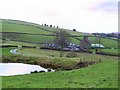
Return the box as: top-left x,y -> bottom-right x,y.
2,59 -> 118,88
0,19 -> 119,88
100,49 -> 118,55
1,47 -> 15,56
1,19 -> 84,45
2,20 -> 52,34
1,47 -> 119,88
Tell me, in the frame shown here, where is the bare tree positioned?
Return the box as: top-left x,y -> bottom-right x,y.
94,35 -> 102,53
54,29 -> 71,57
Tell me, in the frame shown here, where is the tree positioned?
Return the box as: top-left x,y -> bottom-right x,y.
94,35 -> 102,53
44,24 -> 46,26
73,29 -> 76,32
54,29 -> 71,57
50,25 -> 52,27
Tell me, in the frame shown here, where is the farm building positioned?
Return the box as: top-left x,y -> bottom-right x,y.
91,44 -> 105,48
80,36 -> 92,51
63,43 -> 80,51
42,36 -> 95,51
41,43 -> 80,51
42,43 -> 60,49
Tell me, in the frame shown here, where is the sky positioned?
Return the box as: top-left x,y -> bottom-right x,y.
0,0 -> 119,33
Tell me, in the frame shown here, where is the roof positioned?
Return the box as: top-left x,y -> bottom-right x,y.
80,36 -> 92,45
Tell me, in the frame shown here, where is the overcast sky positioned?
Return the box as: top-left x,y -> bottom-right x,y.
0,0 -> 118,33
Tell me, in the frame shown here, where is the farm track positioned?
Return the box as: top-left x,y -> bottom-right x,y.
10,48 -> 20,54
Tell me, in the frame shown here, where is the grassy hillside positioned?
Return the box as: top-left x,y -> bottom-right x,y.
1,19 -> 84,45
1,19 -> 119,49
1,20 -> 119,49
1,19 -> 82,35
2,21 -> 51,34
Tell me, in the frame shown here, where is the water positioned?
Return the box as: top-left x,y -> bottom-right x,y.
0,63 -> 54,76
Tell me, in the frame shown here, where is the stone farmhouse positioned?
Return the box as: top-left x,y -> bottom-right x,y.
79,36 -> 92,51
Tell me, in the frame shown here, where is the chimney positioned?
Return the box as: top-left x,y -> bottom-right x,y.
84,36 -> 88,40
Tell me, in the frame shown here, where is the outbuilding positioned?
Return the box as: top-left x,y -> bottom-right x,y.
91,44 -> 105,48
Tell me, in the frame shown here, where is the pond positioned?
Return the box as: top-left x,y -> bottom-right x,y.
0,63 -> 54,76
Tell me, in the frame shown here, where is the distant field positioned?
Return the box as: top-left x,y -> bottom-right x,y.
1,19 -> 82,35
2,32 -> 54,43
2,22 -> 52,34
1,19 -> 83,45
101,49 -> 118,55
2,40 -> 39,47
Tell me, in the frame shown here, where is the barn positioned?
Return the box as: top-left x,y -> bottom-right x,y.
80,36 -> 92,51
